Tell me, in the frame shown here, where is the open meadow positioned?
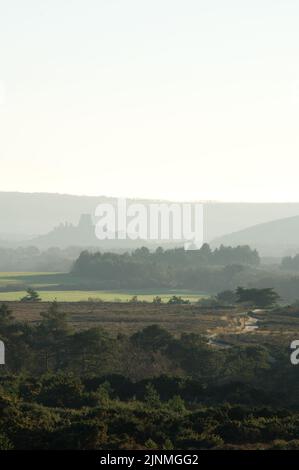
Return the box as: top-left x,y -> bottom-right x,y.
3,300 -> 242,336
0,272 -> 207,302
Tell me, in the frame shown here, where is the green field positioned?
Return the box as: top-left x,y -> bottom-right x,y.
0,289 -> 206,303
0,272 -> 207,303
0,272 -> 67,284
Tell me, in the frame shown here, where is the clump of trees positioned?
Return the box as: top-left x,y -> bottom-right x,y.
197,287 -> 280,309
236,287 -> 280,308
20,288 -> 41,302
71,245 -> 260,291
167,296 -> 190,305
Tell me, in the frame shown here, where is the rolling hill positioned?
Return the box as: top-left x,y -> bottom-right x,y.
212,215 -> 299,257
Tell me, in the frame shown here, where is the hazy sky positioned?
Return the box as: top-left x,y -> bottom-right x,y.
1,0 -> 299,202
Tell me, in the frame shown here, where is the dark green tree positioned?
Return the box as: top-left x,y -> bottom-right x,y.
20,288 -> 41,302
236,287 -> 280,308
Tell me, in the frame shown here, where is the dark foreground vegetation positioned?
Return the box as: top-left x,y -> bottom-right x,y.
0,301 -> 299,450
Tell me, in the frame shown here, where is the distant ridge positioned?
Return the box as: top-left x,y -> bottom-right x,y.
1,192 -> 299,252
212,215 -> 299,257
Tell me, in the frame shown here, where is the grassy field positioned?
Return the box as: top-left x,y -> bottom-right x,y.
0,272 -> 68,287
0,272 -> 207,303
0,289 -> 206,303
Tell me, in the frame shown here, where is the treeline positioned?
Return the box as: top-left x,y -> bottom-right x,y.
0,246 -> 84,272
0,243 -> 259,276
71,245 -> 260,289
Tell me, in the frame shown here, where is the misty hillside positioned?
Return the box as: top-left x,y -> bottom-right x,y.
0,192 -> 117,238
2,192 -> 299,250
28,214 -> 170,250
212,215 -> 299,257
